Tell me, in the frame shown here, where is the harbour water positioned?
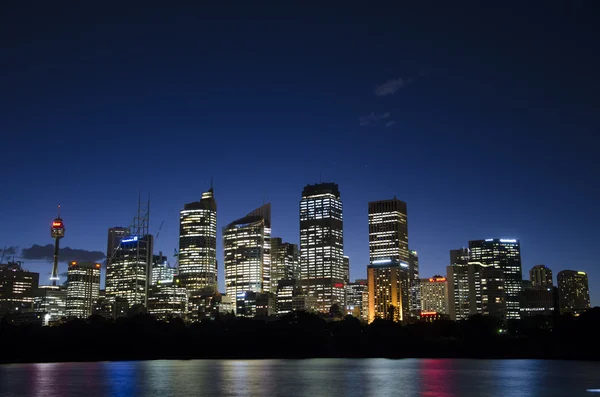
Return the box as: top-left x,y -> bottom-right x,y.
0,358 -> 599,396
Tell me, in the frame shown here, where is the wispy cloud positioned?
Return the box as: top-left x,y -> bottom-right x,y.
374,78 -> 408,96
359,112 -> 391,126
384,121 -> 396,127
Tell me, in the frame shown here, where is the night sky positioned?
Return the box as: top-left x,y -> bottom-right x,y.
2,2 -> 598,305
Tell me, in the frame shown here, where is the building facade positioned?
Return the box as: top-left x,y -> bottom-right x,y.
420,276 -> 449,315
300,183 -> 345,312
557,270 -> 591,315
271,238 -> 300,288
147,281 -> 188,321
178,188 -> 218,295
106,234 -> 154,308
469,239 -> 522,320
530,265 -> 553,287
519,286 -> 555,317
66,261 -> 101,318
446,249 -> 483,321
368,198 -> 410,320
106,227 -> 128,267
408,249 -> 420,317
223,203 -> 272,315
34,285 -> 67,325
367,262 -> 404,322
345,279 -> 367,320
0,263 -> 39,318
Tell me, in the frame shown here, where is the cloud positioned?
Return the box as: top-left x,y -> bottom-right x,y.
384,121 -> 396,127
359,112 -> 391,126
21,244 -> 105,263
374,78 -> 407,96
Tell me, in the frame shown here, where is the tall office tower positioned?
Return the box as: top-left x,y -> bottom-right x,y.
469,239 -> 522,320
178,187 -> 218,295
446,248 -> 482,321
300,183 -> 344,312
345,279 -> 367,319
420,276 -> 449,314
367,262 -> 404,322
0,262 -> 39,318
368,198 -> 410,320
408,250 -> 420,317
223,203 -> 272,316
66,261 -> 101,319
106,234 -> 154,309
271,238 -> 300,286
557,270 -> 591,315
530,265 -> 553,287
343,256 -> 350,284
34,285 -> 67,325
107,227 -> 128,267
519,286 -> 554,317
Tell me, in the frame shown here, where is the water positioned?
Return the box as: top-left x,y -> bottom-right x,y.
0,359 -> 598,397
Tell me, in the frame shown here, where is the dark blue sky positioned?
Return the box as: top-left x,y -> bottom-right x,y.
2,2 -> 598,304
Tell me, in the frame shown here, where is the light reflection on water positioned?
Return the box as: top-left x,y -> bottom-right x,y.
0,359 -> 598,397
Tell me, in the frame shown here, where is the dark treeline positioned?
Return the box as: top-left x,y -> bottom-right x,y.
1,308 -> 600,364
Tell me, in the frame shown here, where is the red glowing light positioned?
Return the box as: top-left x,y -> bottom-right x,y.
52,222 -> 63,227
428,277 -> 446,282
95,264 -> 100,268
334,283 -> 344,288
421,311 -> 438,316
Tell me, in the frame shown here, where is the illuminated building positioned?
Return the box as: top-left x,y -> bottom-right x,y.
276,279 -> 303,315
34,285 -> 67,325
530,265 -> 553,287
50,209 -> 65,286
237,291 -> 276,317
178,187 -> 218,295
519,286 -> 554,317
223,203 -> 271,315
106,227 -> 128,268
368,198 -> 410,320
367,261 -> 404,322
446,249 -> 483,321
420,311 -> 448,322
300,183 -> 345,312
271,238 -> 300,287
420,276 -> 449,315
292,295 -> 319,312
106,234 -> 154,308
0,263 -> 39,318
151,253 -> 175,286
469,239 -> 522,320
557,270 -> 591,315
189,292 -> 235,320
343,256 -> 350,284
345,279 -> 367,319
408,250 -> 420,317
66,261 -> 101,319
147,280 -> 188,321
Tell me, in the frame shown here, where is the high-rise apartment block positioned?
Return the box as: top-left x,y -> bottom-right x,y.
66,261 -> 101,319
178,188 -> 218,295
300,183 -> 344,312
530,265 -> 553,287
469,239 -> 523,320
420,276 -> 449,315
368,198 -> 410,320
223,203 -> 272,315
557,270 -> 591,315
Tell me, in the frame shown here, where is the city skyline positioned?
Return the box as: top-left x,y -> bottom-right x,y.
2,3 -> 598,306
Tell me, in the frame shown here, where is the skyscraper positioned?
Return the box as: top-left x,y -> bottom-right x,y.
270,238 -> 300,287
0,262 -> 39,318
66,261 -> 101,319
420,276 -> 449,314
367,262 -> 403,322
106,227 -> 128,268
106,234 -> 154,309
446,248 -> 483,321
530,265 -> 553,287
345,279 -> 367,320
223,203 -> 272,316
557,270 -> 591,315
300,183 -> 344,312
34,285 -> 67,325
178,188 -> 218,295
343,256 -> 350,285
368,198 -> 410,320
469,239 -> 522,320
409,249 -> 420,317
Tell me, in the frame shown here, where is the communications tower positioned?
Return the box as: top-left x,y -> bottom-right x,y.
50,206 -> 65,286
